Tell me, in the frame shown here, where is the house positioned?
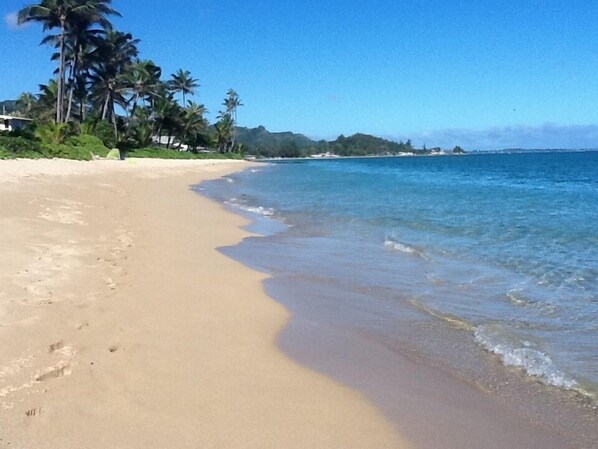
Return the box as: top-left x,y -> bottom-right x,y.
0,115 -> 33,132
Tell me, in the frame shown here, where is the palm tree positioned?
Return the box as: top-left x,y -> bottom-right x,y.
45,26 -> 105,122
63,21 -> 109,121
32,79 -> 59,122
15,92 -> 37,117
152,93 -> 183,148
214,113 -> 233,152
18,0 -> 119,123
177,101 -> 207,149
168,69 -> 199,105
223,89 -> 242,151
88,30 -> 139,136
122,59 -> 162,119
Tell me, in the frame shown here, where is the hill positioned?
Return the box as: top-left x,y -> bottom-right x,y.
0,100 -> 17,114
236,127 -> 419,158
325,133 -> 414,156
236,126 -> 319,158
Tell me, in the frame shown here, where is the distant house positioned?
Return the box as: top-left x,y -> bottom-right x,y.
0,115 -> 33,132
151,135 -> 188,151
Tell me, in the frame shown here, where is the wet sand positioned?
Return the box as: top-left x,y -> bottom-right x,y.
0,159 -> 406,449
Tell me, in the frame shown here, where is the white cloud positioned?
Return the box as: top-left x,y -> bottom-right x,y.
390,123 -> 598,151
4,11 -> 27,31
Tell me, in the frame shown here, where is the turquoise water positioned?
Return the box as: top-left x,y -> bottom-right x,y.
205,151 -> 598,401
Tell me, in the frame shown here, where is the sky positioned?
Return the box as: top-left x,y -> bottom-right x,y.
2,0 -> 598,149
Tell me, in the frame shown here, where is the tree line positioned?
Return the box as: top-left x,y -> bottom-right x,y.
12,0 -> 242,153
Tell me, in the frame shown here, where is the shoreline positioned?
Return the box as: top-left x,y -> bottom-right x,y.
0,159 -> 405,448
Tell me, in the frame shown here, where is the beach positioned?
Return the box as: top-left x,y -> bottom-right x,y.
0,159 -> 405,448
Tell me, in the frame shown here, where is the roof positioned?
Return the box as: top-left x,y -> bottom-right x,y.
0,115 -> 33,121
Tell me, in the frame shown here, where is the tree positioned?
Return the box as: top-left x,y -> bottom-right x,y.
214,114 -> 233,152
18,0 -> 119,123
177,101 -> 207,149
122,59 -> 162,119
152,93 -> 183,148
88,30 -> 139,136
222,89 -> 242,151
168,69 -> 199,105
15,92 -> 37,117
31,79 -> 60,122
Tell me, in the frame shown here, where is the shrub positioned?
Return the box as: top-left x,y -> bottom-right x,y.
35,122 -> 75,145
91,120 -> 117,148
41,143 -> 93,160
67,134 -> 109,157
1,126 -> 37,140
0,135 -> 43,156
127,146 -> 242,160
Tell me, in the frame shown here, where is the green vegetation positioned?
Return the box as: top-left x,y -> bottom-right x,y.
234,127 -> 452,159
327,134 -> 415,156
0,130 -> 108,160
125,147 -> 242,160
4,0 -> 244,161
235,126 -> 317,158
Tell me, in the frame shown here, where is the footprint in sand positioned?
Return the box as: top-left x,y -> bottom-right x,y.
76,321 -> 89,330
35,364 -> 70,382
49,341 -> 64,353
25,407 -> 42,417
39,209 -> 86,226
105,278 -> 117,290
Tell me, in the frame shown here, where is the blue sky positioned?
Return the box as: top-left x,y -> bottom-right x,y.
2,0 -> 598,149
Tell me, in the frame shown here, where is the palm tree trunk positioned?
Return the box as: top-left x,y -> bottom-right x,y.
231,110 -> 237,152
176,129 -> 187,150
65,55 -> 78,122
130,93 -> 140,122
57,18 -> 67,123
112,102 -> 118,140
102,95 -> 110,120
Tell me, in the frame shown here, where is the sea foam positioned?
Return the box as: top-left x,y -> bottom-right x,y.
384,238 -> 418,255
224,199 -> 275,217
474,324 -> 577,389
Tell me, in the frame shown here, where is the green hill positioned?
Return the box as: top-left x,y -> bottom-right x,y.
237,126 -> 418,158
326,133 -> 414,156
236,126 -> 319,158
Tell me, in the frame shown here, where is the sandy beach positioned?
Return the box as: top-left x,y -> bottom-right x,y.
0,159 -> 406,448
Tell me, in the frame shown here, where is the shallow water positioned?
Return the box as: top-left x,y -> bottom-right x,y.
199,151 -> 598,446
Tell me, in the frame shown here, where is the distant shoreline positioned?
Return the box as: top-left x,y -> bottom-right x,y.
251,147 -> 598,162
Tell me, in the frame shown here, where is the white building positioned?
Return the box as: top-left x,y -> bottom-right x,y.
0,115 -> 33,132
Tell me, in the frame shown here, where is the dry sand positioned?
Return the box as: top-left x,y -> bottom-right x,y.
0,159 -> 408,448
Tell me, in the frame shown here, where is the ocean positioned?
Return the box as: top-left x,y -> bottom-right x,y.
199,151 -> 597,445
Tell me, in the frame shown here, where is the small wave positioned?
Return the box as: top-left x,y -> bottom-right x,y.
474,324 -> 577,389
506,289 -> 532,306
225,200 -> 275,217
384,238 -> 418,255
408,299 -> 475,332
505,289 -> 559,316
240,205 -> 275,216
